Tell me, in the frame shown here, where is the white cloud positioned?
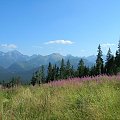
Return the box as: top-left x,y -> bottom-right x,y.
0,44 -> 17,49
101,43 -> 115,49
45,40 -> 74,45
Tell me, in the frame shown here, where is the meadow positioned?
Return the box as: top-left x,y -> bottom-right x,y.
1,75 -> 120,120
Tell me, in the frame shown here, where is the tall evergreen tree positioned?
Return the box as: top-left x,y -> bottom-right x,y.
90,65 -> 96,76
115,40 -> 120,73
51,64 -> 57,81
84,66 -> 90,76
118,40 -> 120,54
55,65 -> 60,80
77,59 -> 85,77
96,44 -> 104,75
40,65 -> 46,83
60,59 -> 65,79
105,48 -> 115,75
65,60 -> 71,79
71,65 -> 75,78
31,73 -> 37,86
106,48 -> 112,61
31,65 -> 46,85
46,62 -> 53,82
36,70 -> 41,85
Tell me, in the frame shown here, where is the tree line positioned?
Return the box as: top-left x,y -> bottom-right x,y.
1,40 -> 120,88
0,76 -> 21,88
31,40 -> 120,86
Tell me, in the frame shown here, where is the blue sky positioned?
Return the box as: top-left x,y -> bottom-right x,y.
0,0 -> 120,56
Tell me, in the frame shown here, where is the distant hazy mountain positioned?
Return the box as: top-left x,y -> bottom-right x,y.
0,66 -> 13,82
0,50 -> 99,82
0,50 -> 29,68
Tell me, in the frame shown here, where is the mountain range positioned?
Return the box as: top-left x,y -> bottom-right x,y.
0,50 -> 106,83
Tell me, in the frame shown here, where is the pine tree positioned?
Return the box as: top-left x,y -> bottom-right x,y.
118,40 -> 120,54
106,48 -> 112,61
90,65 -> 96,76
77,59 -> 85,77
60,59 -> 65,79
35,69 -> 43,85
105,48 -> 115,75
65,59 -> 71,79
46,62 -> 53,82
41,65 -> 46,83
84,66 -> 90,76
115,40 -> 120,73
71,65 -> 75,78
51,64 -> 56,81
31,73 -> 37,86
55,66 -> 60,80
36,71 -> 41,85
96,44 -> 104,75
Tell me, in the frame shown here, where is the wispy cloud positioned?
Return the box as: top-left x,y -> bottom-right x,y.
101,43 -> 115,49
45,40 -> 74,45
0,44 -> 17,49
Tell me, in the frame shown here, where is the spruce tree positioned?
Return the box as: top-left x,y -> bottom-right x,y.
41,65 -> 46,83
71,65 -> 75,78
115,40 -> 120,73
90,65 -> 96,76
55,66 -> 60,80
105,48 -> 115,75
60,59 -> 65,79
31,73 -> 37,86
51,64 -> 56,81
65,59 -> 71,79
77,59 -> 85,77
46,62 -> 53,82
106,48 -> 112,61
84,66 -> 90,76
96,44 -> 104,75
118,40 -> 120,54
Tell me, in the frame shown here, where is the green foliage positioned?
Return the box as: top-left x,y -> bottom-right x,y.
96,44 -> 104,75
31,73 -> 37,86
105,48 -> 116,75
77,59 -> 85,77
65,60 -> 72,79
115,40 -> 120,72
90,65 -> 96,76
47,62 -> 53,82
60,59 -> 66,79
31,65 -> 46,86
1,77 -> 21,88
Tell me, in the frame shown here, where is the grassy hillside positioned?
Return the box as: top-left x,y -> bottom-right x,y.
1,75 -> 120,120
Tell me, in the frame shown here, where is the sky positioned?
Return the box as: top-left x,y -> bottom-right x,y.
0,0 -> 120,57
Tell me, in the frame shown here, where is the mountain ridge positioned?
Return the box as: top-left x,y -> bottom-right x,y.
0,50 -> 104,82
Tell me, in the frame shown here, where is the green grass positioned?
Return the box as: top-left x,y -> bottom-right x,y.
1,77 -> 120,120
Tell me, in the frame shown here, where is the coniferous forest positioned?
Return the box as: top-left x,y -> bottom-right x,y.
30,40 -> 120,86
1,40 -> 120,88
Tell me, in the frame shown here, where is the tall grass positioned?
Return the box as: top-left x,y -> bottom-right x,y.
1,75 -> 120,120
